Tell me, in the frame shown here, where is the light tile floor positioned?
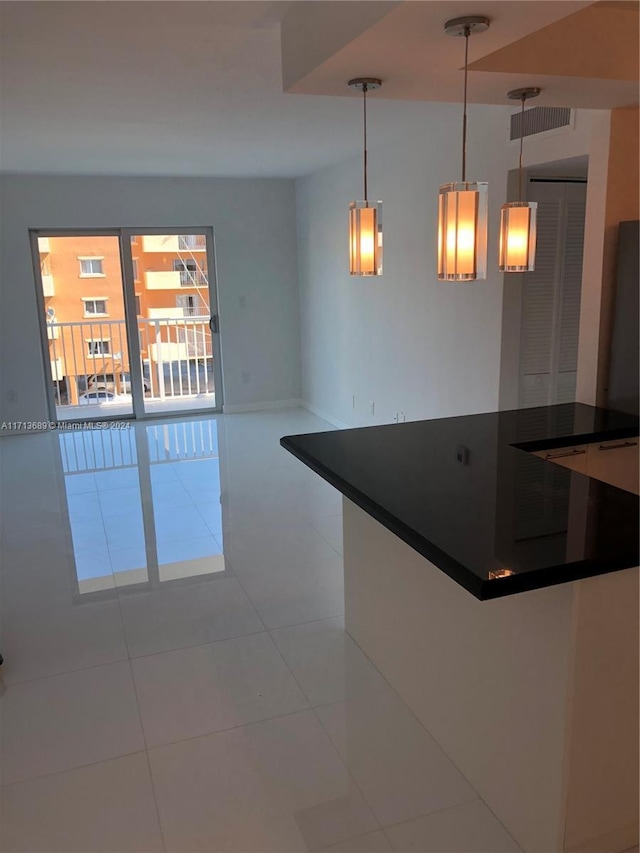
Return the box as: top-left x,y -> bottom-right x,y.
0,409 -> 521,852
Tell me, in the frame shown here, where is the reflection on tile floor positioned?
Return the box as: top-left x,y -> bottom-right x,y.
0,409 -> 521,852
61,420 -> 225,593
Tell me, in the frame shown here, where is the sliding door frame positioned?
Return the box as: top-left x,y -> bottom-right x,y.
30,227 -> 134,424
30,226 -> 224,423
120,226 -> 224,419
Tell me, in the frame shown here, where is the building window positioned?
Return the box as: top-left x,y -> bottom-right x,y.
82,298 -> 108,316
173,259 -> 197,273
172,259 -> 205,287
176,294 -> 196,316
135,295 -> 141,315
79,257 -> 104,277
132,258 -> 139,281
86,339 -> 111,357
178,234 -> 206,251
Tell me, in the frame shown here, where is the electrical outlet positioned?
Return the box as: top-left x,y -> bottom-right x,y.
369,401 -> 375,416
399,411 -> 406,423
456,444 -> 470,465
393,412 -> 399,423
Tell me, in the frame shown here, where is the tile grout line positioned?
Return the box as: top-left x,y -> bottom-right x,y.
220,542 -> 343,629
0,653 -> 131,691
0,748 -> 149,791
113,588 -> 169,853
264,623 -> 387,845
380,798 -> 483,835
261,549 -> 489,841
1,413 -> 355,842
213,539 -> 270,636
0,607 -> 357,691
309,700 -> 389,842
339,630 -> 524,851
310,698 -> 500,845
377,796 -> 526,851
124,705 -> 323,759
380,826 -> 397,851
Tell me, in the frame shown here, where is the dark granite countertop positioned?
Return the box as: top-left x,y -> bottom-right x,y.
281,404 -> 639,600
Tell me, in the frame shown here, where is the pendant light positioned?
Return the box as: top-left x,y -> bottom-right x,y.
438,16 -> 490,281
499,87 -> 541,272
348,77 -> 383,277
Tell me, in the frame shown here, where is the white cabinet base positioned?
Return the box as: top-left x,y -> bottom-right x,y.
534,439 -> 639,494
343,498 -> 639,853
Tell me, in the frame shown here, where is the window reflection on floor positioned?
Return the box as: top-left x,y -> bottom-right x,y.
59,420 -> 224,594
147,422 -> 224,581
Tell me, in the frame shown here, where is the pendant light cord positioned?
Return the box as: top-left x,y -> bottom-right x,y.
461,25 -> 470,184
363,83 -> 369,203
518,94 -> 525,201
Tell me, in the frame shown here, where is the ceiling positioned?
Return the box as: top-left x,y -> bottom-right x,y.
0,0 -> 637,178
285,1 -> 638,107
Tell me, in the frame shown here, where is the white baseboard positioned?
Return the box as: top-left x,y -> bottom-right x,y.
301,400 -> 351,430
0,399 -> 344,428
563,821 -> 639,853
0,426 -> 49,437
222,398 -> 302,415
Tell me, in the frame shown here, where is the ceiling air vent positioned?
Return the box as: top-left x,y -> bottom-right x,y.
510,106 -> 572,141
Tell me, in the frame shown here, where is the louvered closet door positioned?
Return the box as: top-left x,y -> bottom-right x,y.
518,181 -> 587,408
513,405 -> 580,540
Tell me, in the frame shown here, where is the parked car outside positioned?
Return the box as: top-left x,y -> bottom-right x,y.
87,371 -> 150,394
78,390 -> 116,405
78,391 -> 132,406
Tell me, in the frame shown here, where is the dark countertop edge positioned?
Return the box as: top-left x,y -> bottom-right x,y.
280,433 -> 640,602
513,424 -> 639,454
280,435 -> 483,598
478,558 -> 640,600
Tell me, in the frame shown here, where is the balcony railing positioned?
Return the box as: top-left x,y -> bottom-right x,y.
46,318 -> 214,409
178,235 -> 206,251
182,305 -> 209,316
51,358 -> 63,381
147,306 -> 209,319
179,270 -> 208,287
141,235 -> 206,253
41,274 -> 55,296
145,270 -> 209,289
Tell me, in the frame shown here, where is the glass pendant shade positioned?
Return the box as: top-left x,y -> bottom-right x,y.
499,201 -> 538,272
437,182 -> 488,281
349,201 -> 383,276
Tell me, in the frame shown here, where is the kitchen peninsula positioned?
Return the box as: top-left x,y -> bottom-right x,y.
281,403 -> 639,853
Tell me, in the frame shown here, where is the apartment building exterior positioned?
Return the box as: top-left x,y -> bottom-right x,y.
38,233 -> 212,407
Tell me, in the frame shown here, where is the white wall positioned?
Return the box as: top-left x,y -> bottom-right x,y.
296,102 -> 514,427
577,107 -> 639,408
0,175 -> 301,424
497,109 -> 610,410
280,1 -> 399,91
520,109 -> 601,174
500,110 -> 610,409
518,108 -> 610,409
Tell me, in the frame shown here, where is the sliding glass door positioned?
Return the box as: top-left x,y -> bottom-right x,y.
31,232 -> 135,420
124,231 -> 221,416
31,228 -> 222,421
